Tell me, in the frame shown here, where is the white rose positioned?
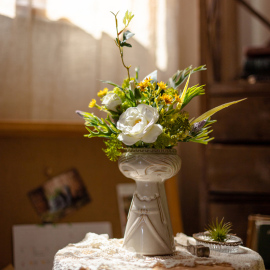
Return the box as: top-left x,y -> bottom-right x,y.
117,104 -> 163,145
102,93 -> 122,111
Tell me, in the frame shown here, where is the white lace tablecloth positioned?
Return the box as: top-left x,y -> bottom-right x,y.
53,233 -> 265,270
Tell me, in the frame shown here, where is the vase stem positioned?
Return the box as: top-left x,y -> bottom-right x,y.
123,180 -> 175,255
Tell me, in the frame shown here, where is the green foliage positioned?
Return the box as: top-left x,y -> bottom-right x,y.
123,10 -> 134,27
152,133 -> 177,149
101,80 -> 123,90
186,118 -> 216,144
122,77 -> 136,89
180,84 -> 205,109
167,65 -> 207,89
78,111 -> 119,138
205,218 -> 232,242
159,111 -> 191,143
103,135 -> 123,161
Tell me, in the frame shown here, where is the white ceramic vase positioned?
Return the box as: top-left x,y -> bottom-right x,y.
118,148 -> 181,255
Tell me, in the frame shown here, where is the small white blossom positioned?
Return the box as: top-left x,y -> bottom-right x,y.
102,93 -> 122,111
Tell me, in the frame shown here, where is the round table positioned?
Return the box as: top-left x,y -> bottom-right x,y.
53,233 -> 265,270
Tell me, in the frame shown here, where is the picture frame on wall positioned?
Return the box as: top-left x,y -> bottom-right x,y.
28,168 -> 90,222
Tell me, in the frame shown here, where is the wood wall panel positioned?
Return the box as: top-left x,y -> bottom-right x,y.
206,144 -> 270,193
209,96 -> 270,143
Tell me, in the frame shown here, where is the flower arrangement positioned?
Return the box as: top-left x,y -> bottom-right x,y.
76,11 -> 245,161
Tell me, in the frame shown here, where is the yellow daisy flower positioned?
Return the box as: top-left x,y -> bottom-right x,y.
89,99 -> 96,108
138,77 -> 152,91
144,77 -> 152,83
174,94 -> 181,102
97,88 -> 108,97
157,81 -> 167,90
162,94 -> 173,104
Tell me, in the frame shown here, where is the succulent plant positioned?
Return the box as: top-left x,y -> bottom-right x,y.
205,218 -> 232,242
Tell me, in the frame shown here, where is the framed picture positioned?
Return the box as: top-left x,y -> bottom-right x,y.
28,169 -> 90,222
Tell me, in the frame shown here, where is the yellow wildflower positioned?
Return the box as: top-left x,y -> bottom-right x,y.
144,77 -> 152,83
89,99 -> 96,108
161,94 -> 173,104
160,108 -> 165,115
174,94 -> 181,102
157,81 -> 167,90
138,77 -> 152,91
97,88 -> 108,97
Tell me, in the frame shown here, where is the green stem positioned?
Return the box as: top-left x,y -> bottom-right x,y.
114,14 -> 131,81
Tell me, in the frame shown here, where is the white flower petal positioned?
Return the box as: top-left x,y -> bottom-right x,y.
141,124 -> 163,143
137,104 -> 159,123
102,93 -> 121,111
118,133 -> 140,146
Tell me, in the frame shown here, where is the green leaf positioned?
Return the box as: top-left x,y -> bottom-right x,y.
107,110 -> 120,120
101,80 -> 123,90
123,10 -> 134,27
134,88 -> 141,99
123,30 -> 135,42
79,111 -> 120,138
120,41 -> 132,48
125,91 -> 131,99
179,73 -> 191,105
135,67 -> 139,80
167,65 -> 207,89
190,98 -> 246,125
181,84 -> 205,109
129,89 -> 135,101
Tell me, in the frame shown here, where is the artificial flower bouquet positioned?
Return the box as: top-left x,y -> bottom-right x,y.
76,11 -> 244,161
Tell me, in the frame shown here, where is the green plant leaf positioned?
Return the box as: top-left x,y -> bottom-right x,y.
179,73 -> 191,106
135,67 -> 139,80
181,84 -> 205,109
134,88 -> 141,99
167,65 -> 206,88
101,80 -> 123,90
120,42 -> 132,47
190,98 -> 246,125
129,89 -> 135,101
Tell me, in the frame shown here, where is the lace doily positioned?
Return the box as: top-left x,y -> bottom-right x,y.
53,233 -> 265,270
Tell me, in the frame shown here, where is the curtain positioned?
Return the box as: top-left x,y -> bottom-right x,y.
0,0 -> 200,122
